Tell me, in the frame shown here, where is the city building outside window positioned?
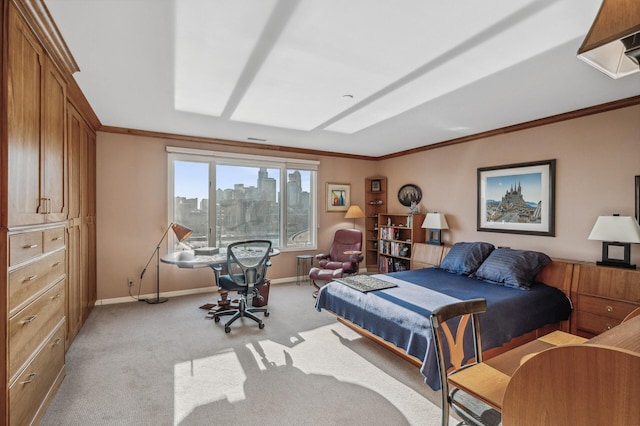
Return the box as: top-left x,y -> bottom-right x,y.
168,147 -> 317,251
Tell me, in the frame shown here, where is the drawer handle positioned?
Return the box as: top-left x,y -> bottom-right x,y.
54,338 -> 63,346
51,236 -> 62,241
52,261 -> 61,268
23,244 -> 39,249
606,324 -> 613,330
22,275 -> 38,282
23,315 -> 38,324
21,373 -> 37,384
51,293 -> 62,300
605,306 -> 613,313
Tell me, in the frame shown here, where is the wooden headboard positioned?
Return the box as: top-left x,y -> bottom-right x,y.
535,259 -> 574,299
411,243 -> 450,269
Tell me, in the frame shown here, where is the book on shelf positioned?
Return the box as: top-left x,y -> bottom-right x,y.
379,240 -> 410,257
380,227 -> 400,240
378,255 -> 409,273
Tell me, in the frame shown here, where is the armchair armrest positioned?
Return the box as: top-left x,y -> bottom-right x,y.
315,253 -> 330,261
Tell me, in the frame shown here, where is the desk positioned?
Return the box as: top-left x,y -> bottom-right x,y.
161,248 -> 280,311
449,315 -> 640,415
161,247 -> 280,270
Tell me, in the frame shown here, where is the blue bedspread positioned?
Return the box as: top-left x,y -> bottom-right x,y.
315,267 -> 572,390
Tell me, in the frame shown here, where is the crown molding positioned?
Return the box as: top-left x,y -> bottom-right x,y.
12,0 -> 79,77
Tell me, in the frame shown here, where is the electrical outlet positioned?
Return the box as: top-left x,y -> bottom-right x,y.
127,279 -> 134,287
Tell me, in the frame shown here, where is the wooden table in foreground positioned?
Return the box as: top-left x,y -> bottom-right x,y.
447,331 -> 588,411
448,315 -> 640,413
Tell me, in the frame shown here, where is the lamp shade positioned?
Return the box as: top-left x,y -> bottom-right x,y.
588,215 -> 640,243
577,0 -> 640,79
421,212 -> 449,230
172,223 -> 193,242
344,205 -> 365,219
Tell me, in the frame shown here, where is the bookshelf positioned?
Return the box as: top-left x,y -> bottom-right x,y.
378,213 -> 425,272
365,177 -> 387,272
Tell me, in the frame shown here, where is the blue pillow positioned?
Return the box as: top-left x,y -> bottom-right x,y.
438,242 -> 495,275
473,248 -> 551,290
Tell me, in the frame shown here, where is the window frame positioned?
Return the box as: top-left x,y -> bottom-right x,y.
167,146 -> 318,252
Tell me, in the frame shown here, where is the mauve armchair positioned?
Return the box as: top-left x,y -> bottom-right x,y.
309,228 -> 363,295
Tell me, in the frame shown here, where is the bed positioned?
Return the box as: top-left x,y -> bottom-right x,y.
315,242 -> 574,390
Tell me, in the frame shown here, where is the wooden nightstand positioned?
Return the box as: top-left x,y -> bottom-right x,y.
571,263 -> 640,337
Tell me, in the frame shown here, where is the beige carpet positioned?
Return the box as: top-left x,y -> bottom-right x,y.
40,282 -> 453,425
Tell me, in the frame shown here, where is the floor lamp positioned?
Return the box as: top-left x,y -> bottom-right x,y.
344,205 -> 365,228
140,223 -> 193,304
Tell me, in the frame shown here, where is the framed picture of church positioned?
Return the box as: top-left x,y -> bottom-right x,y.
477,159 -> 556,236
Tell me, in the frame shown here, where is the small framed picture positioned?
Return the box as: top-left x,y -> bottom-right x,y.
326,183 -> 350,212
371,179 -> 381,193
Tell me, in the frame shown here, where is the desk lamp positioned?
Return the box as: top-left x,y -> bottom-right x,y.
344,205 -> 365,229
422,212 -> 449,245
588,214 -> 640,269
141,223 -> 193,303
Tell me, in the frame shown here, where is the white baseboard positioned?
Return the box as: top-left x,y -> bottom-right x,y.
95,276 -> 296,305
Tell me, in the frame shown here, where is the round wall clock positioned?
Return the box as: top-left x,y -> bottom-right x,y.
397,184 -> 422,207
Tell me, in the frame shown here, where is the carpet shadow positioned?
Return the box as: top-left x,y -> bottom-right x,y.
178,343 -> 410,426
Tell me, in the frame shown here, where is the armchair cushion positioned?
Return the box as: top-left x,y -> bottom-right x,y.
309,267 -> 344,282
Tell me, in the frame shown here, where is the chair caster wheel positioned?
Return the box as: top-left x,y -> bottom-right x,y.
214,316 -> 220,323
264,311 -> 270,317
258,322 -> 265,329
225,326 -> 231,333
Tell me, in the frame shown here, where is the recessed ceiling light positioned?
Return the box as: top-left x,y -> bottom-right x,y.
248,137 -> 267,142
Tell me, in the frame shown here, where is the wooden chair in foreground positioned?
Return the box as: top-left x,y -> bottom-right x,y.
430,299 -> 501,426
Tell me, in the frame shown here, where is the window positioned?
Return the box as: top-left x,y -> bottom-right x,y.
168,147 -> 317,251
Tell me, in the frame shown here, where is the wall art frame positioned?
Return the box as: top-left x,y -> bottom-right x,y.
635,175 -> 639,225
326,183 -> 350,212
370,179 -> 381,193
397,184 -> 422,207
477,159 -> 556,236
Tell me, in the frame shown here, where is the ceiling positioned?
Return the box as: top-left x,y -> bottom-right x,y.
44,0 -> 640,157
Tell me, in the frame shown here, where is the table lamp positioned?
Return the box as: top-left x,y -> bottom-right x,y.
140,223 -> 193,303
422,212 -> 449,245
588,214 -> 640,269
344,205 -> 365,228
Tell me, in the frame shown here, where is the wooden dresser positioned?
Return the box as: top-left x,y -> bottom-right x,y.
7,226 -> 67,425
571,263 -> 640,337
2,1 -> 98,423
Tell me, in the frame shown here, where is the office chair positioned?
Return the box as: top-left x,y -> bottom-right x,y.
212,240 -> 272,333
430,299 -> 501,426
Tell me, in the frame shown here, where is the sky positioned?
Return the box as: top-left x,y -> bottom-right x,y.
174,161 -> 310,200
486,172 -> 542,202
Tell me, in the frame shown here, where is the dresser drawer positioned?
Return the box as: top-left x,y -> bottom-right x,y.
43,227 -> 65,252
576,311 -> 623,336
576,294 -> 637,321
9,231 -> 44,266
9,249 -> 66,316
9,280 -> 65,380
10,323 -> 65,426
